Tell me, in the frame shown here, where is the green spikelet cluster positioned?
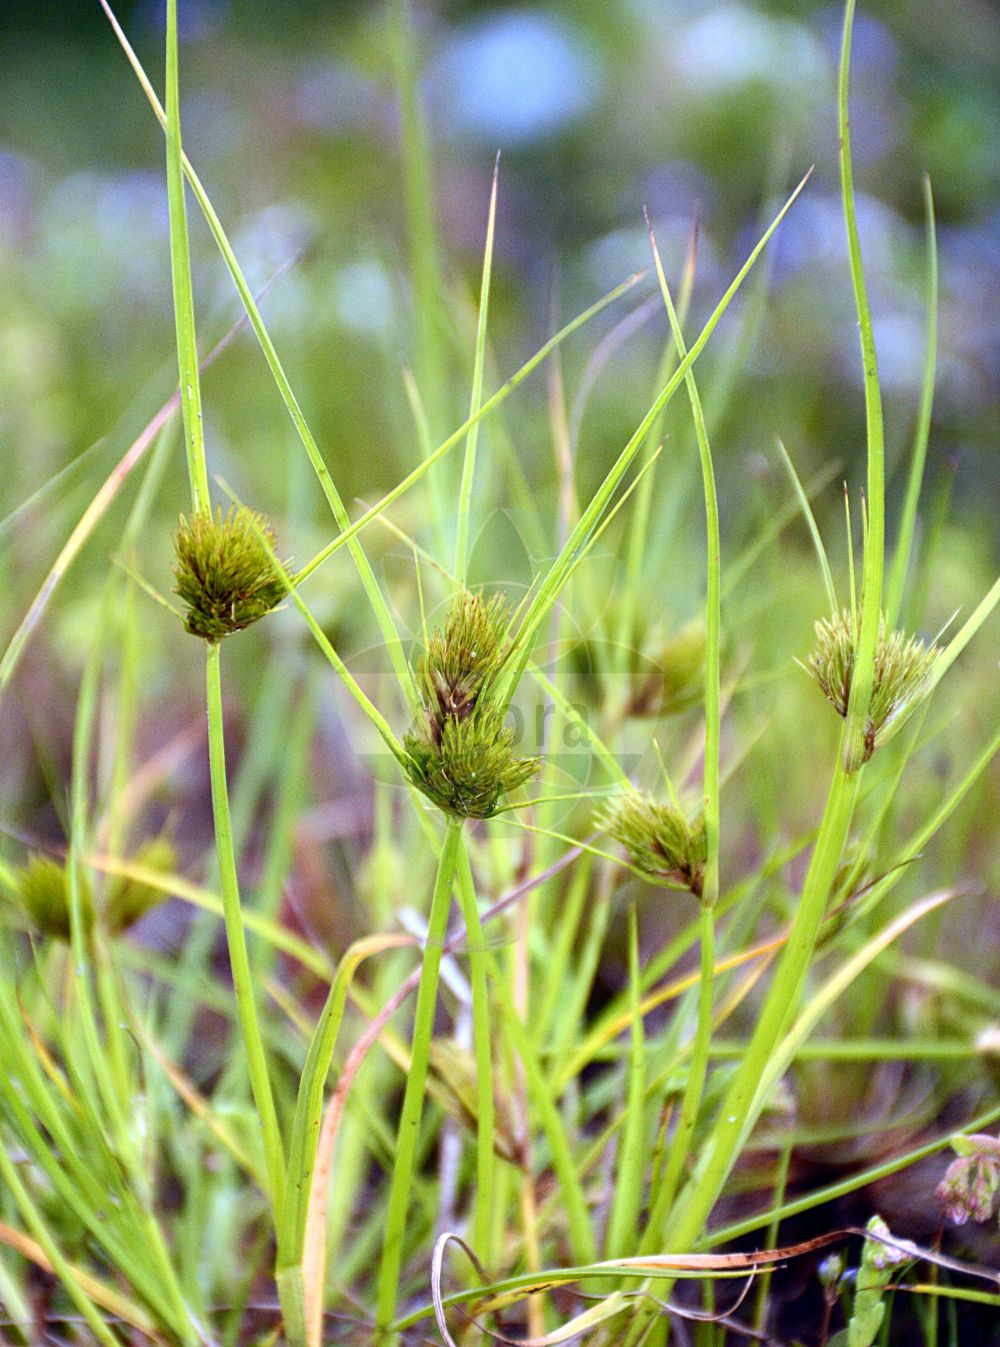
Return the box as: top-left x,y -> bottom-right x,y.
403,590 -> 539,819
808,609 -> 938,762
173,505 -> 289,642
599,791 -> 707,897
16,856 -> 95,940
11,840 -> 175,942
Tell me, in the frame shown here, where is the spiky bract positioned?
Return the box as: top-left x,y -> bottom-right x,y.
808,609 -> 937,761
599,791 -> 707,897
173,506 -> 289,642
404,590 -> 538,818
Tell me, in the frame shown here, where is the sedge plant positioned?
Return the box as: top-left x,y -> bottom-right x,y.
1,2 -> 1000,1346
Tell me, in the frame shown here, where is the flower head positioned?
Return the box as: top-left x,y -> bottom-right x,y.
807,609 -> 937,762
936,1133 -> 1000,1225
403,590 -> 538,818
173,506 -> 289,643
598,791 -> 706,897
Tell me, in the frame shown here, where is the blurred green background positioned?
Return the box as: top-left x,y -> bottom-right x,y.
2,0 -> 997,520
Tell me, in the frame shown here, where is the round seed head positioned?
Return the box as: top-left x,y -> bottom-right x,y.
173,506 -> 289,643
807,609 -> 937,761
404,704 -> 539,819
599,791 -> 707,896
416,589 -> 512,736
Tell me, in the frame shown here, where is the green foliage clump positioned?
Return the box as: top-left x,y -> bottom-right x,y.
599,791 -> 707,897
173,505 -> 289,642
404,590 -> 539,818
808,609 -> 938,761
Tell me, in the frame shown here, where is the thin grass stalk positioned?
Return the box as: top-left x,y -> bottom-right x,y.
376,814 -> 464,1338
886,174 -> 937,627
838,0 -> 887,773
638,223 -> 721,1254
163,0 -> 286,1228
102,0 -> 420,713
604,903 -> 646,1257
454,158 -> 499,588
642,900 -> 716,1250
455,837 -> 497,1266
390,0 -> 451,554
618,229 -> 697,662
163,0 -> 209,515
205,645 -> 287,1216
660,749 -> 859,1244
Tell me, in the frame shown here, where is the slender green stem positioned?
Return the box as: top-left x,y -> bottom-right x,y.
376,815 -> 464,1336
494,971 -> 598,1268
164,0 -> 209,514
839,0 -> 886,773
660,747 -> 859,1251
637,209 -> 722,1263
455,159 -> 499,587
205,644 -> 286,1217
604,903 -> 646,1258
886,175 -> 937,627
456,836 -> 496,1265
644,900 -> 715,1249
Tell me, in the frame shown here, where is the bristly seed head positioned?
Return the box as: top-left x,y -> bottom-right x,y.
173,506 -> 289,643
404,590 -> 539,818
415,590 -> 511,739
598,791 -> 707,897
807,609 -> 938,762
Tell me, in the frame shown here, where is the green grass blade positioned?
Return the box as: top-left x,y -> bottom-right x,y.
500,169 -> 812,707
292,270 -> 646,585
376,815 -> 464,1336
456,837 -> 497,1265
603,903 -> 646,1257
164,0 -> 208,513
776,437 -> 838,612
839,0 -> 887,773
886,174 -> 938,627
454,156 -> 499,588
